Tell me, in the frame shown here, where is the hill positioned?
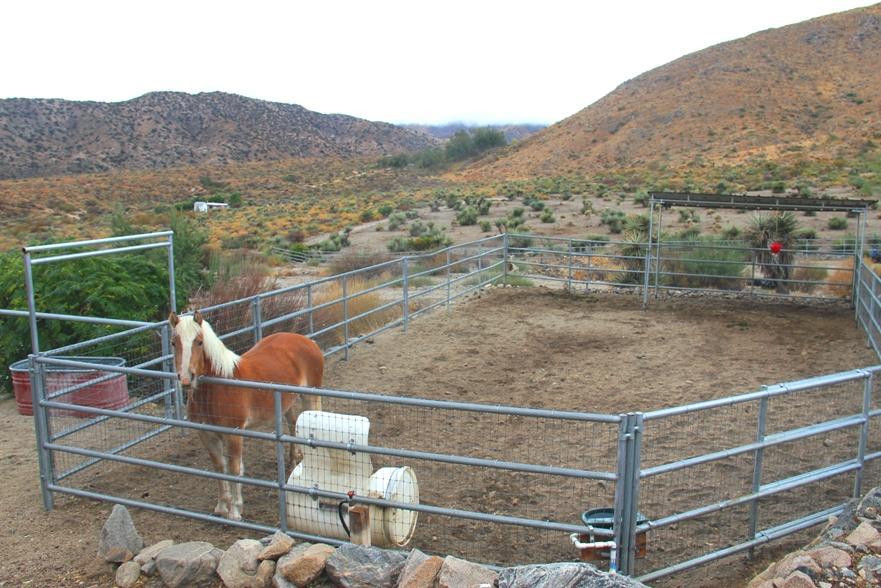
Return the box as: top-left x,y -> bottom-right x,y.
467,4 -> 881,181
406,123 -> 545,143
0,92 -> 437,179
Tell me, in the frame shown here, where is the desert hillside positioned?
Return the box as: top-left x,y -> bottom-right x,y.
468,4 -> 881,179
0,91 -> 437,179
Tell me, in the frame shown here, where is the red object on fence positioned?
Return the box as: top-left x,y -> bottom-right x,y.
769,241 -> 782,254
9,357 -> 129,417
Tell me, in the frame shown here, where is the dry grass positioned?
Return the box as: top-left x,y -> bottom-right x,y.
311,275 -> 403,347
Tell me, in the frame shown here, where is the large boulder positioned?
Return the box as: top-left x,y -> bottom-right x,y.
259,531 -> 295,561
97,505 -> 144,563
498,562 -> 648,588
325,544 -> 407,588
273,543 -> 313,588
155,541 -> 223,588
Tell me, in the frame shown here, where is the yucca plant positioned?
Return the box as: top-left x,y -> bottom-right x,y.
745,211 -> 799,293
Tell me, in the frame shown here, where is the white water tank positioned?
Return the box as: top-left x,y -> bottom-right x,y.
285,411 -> 419,547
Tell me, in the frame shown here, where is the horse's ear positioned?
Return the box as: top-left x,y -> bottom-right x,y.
194,311 -> 203,325
169,312 -> 179,327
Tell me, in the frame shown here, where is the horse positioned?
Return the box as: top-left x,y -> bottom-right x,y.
168,311 -> 324,521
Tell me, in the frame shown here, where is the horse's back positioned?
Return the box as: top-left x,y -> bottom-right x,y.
239,332 -> 324,387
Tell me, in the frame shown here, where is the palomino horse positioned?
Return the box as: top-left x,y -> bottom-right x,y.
169,311 -> 324,521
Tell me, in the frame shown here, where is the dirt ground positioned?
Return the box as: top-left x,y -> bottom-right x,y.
0,287 -> 878,587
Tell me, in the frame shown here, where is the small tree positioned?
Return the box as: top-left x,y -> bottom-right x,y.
745,211 -> 798,293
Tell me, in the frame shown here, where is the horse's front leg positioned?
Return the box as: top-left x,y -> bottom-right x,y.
198,430 -> 231,517
284,408 -> 303,466
225,434 -> 245,521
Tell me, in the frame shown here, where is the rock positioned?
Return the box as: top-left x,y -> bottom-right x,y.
781,571 -> 816,588
278,543 -> 336,587
436,556 -> 498,588
102,546 -> 134,563
135,539 -> 174,565
498,562 -> 647,587
397,549 -> 443,588
859,554 -> 881,581
256,560 -> 276,587
325,544 -> 406,588
259,531 -> 295,561
807,546 -> 852,568
155,541 -> 223,588
115,561 -> 142,588
846,521 -> 881,547
273,544 -> 313,588
98,505 -> 144,562
775,553 -> 821,578
218,539 -> 267,588
141,559 -> 157,577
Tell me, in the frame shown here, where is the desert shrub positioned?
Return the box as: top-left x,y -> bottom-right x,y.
664,237 -> 748,290
573,235 -> 610,251
721,225 -> 741,240
540,208 -> 555,223
524,197 -> 545,211
477,198 -> 491,216
387,212 -> 407,231
311,277 -> 402,347
828,217 -> 848,230
360,209 -> 375,223
377,204 -> 394,217
316,229 -> 351,252
479,220 -> 492,232
633,191 -> 649,207
388,222 -> 451,252
581,200 -> 594,215
601,209 -> 626,233
790,265 -> 829,293
457,206 -> 478,226
327,251 -> 393,277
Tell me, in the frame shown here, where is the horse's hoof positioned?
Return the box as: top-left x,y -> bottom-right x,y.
227,510 -> 242,522
214,504 -> 229,517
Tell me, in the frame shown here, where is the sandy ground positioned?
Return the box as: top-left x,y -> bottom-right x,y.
0,287 -> 878,587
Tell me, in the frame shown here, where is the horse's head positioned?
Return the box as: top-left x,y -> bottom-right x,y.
169,311 -> 207,387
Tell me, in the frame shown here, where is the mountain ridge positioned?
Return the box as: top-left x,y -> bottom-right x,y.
0,91 -> 437,179
465,3 -> 881,180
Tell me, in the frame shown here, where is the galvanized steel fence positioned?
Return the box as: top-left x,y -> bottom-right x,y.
7,231 -> 881,581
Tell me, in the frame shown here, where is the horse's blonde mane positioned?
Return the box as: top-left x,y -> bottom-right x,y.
176,315 -> 240,378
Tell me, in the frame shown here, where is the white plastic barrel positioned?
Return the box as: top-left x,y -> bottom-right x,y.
285,411 -> 419,547
368,466 -> 419,547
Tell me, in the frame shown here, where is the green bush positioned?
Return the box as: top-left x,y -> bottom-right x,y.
540,208 -> 555,223
387,212 -> 407,231
601,209 -> 626,234
665,237 -> 748,290
479,220 -> 492,232
828,217 -> 848,230
457,206 -> 478,226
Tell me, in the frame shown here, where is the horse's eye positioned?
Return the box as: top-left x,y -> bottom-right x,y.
171,341 -> 176,347
196,340 -> 203,346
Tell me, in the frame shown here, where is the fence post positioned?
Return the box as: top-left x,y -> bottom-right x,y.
252,296 -> 263,345
29,355 -> 54,510
166,232 -> 177,313
402,257 -> 410,332
446,249 -> 452,310
614,413 -> 643,576
274,389 -> 289,533
854,371 -> 872,498
567,239 -> 574,293
307,284 -> 314,337
342,276 -> 349,360
747,395 -> 768,552
159,323 -> 176,419
642,206 -> 655,310
749,251 -> 757,298
502,233 -> 509,287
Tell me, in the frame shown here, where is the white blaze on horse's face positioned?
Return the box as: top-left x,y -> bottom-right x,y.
169,312 -> 206,387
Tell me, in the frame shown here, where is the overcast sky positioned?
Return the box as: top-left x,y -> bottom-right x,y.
0,1 -> 872,125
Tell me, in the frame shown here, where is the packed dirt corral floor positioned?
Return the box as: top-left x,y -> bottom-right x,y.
0,287 -> 877,587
